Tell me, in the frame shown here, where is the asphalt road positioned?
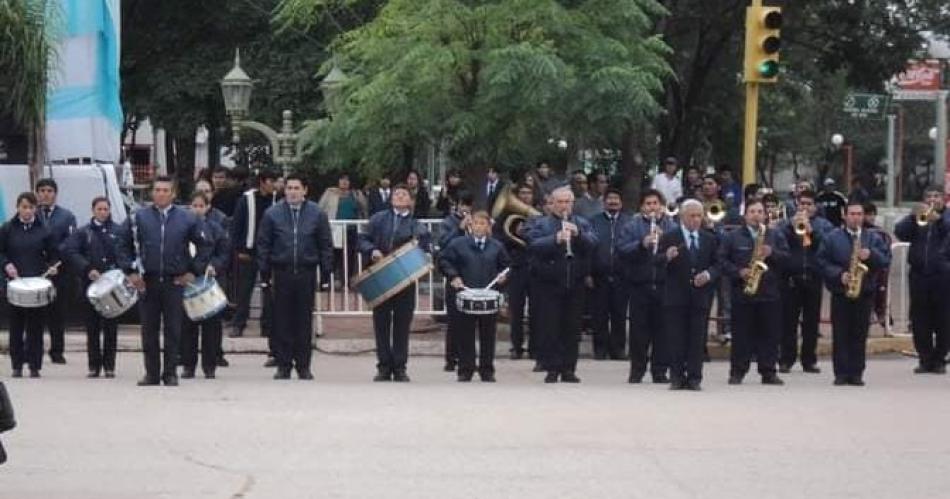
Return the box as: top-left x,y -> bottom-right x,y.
1,353 -> 948,499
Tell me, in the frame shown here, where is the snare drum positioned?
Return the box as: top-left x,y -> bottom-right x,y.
353,241 -> 432,308
183,276 -> 227,321
456,288 -> 503,315
6,277 -> 56,308
86,269 -> 139,319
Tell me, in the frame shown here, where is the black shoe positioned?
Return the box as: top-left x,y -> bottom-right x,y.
560,372 -> 581,383
273,367 -> 292,380
137,376 -> 160,386
457,373 -> 473,382
104,371 -> 115,379
480,373 -> 496,383
162,374 -> 179,386
778,364 -> 791,374
11,368 -> 22,378
544,371 -> 559,383
833,376 -> 849,386
229,327 -> 244,338
652,373 -> 670,384
609,351 -> 628,361
216,356 -> 229,368
203,370 -> 216,379
87,370 -> 100,378
593,351 -> 608,361
848,377 -> 865,386
373,369 -> 392,382
761,374 -> 784,386
686,379 -> 702,391
509,350 -> 523,360
803,365 -> 821,374
392,370 -> 411,382
181,368 -> 196,379
264,357 -> 278,368
532,363 -> 545,373
914,365 -> 930,374
668,378 -> 686,390
628,373 -> 644,384
728,375 -> 743,385
443,361 -> 457,372
29,369 -> 40,378
932,365 -> 947,374
297,370 -> 314,380
50,354 -> 66,364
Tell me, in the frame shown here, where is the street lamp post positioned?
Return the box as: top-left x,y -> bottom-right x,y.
220,49 -> 304,177
831,133 -> 853,192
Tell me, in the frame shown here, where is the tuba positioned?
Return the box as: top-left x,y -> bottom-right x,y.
491,185 -> 541,247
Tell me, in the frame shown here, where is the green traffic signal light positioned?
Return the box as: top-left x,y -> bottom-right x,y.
758,60 -> 779,78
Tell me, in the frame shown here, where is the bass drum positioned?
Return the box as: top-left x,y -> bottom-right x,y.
352,241 -> 432,309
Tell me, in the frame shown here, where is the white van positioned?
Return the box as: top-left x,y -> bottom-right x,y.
0,163 -> 128,223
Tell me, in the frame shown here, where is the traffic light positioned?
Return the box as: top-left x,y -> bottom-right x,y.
743,6 -> 782,83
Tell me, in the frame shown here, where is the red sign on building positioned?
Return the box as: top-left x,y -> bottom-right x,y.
897,60 -> 943,90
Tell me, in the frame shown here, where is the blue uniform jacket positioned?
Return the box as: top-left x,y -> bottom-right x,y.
525,214 -> 598,289
62,218 -> 121,282
617,213 -> 678,285
437,235 -> 510,289
0,217 -> 59,278
256,200 -> 333,276
776,214 -> 834,279
588,210 -> 632,278
118,205 -> 213,278
816,228 -> 892,296
718,224 -> 790,303
358,209 -> 432,259
894,210 -> 950,278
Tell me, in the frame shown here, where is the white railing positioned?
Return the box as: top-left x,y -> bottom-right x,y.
314,218 -> 448,336
887,242 -> 910,335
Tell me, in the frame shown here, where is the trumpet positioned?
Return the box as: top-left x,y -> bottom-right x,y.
665,202 -> 679,218
793,212 -> 812,247
916,203 -> 936,227
704,199 -> 726,223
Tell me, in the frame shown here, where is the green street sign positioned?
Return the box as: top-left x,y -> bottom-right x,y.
843,93 -> 889,119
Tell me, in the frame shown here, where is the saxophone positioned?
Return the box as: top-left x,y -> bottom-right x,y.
742,225 -> 769,296
845,232 -> 869,300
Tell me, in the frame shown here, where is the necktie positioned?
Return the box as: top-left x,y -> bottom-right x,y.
43,207 -> 52,221
689,233 -> 698,251
478,240 -> 485,251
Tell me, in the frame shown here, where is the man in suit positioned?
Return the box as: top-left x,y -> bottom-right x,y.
34,178 -> 77,364
526,186 -> 598,383
617,189 -> 677,383
588,188 -> 630,360
367,175 -> 393,216
719,199 -> 789,386
654,199 -> 719,390
776,189 -> 833,373
359,184 -> 432,382
477,166 -> 505,211
894,186 -> 950,375
817,201 -> 891,386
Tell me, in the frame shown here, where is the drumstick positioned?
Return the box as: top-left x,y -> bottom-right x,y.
483,267 -> 510,291
41,261 -> 62,279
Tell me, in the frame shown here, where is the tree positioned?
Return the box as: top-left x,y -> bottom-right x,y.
277,0 -> 672,191
0,0 -> 59,179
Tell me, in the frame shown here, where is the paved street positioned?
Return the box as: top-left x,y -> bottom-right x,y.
1,353 -> 949,498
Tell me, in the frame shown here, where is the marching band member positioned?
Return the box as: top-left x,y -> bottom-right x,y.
618,189 -> 677,383
0,193 -> 60,378
118,176 -> 213,387
654,199 -> 719,390
776,190 -> 833,374
359,184 -> 432,382
502,183 -> 537,360
62,197 -> 122,378
437,191 -> 475,372
589,188 -> 630,360
257,174 -> 334,381
180,192 -> 232,380
863,203 -> 892,329
894,186 -> 949,374
719,199 -> 789,386
526,186 -> 598,383
817,201 -> 891,386
230,170 -> 280,368
438,211 -> 510,382
35,179 -> 76,365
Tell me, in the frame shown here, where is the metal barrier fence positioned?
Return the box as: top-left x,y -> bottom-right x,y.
313,220 -> 914,337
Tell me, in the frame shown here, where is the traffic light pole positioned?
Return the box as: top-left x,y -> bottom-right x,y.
742,81 -> 759,186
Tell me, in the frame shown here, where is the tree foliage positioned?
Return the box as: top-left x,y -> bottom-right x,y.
0,0 -> 58,131
277,0 -> 672,177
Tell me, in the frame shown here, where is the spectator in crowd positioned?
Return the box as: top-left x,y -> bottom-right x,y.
405,169 -> 432,217
651,157 -> 682,209
436,170 -> 464,217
